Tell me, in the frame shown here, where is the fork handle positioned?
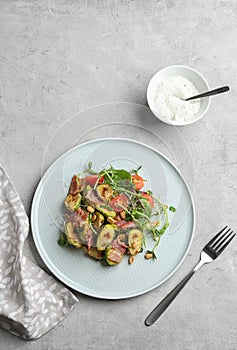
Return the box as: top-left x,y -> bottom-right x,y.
145,270 -> 195,326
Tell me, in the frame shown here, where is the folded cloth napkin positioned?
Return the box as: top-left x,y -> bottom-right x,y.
0,164 -> 78,340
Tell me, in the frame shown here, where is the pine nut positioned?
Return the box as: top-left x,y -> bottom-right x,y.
92,214 -> 97,221
87,205 -> 95,213
107,217 -> 116,224
120,211 -> 126,219
152,220 -> 160,227
118,233 -> 126,241
131,242 -> 137,249
128,256 -> 134,264
145,253 -> 153,260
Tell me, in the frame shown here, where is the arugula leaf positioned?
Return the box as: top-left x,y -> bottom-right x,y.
112,169 -> 131,180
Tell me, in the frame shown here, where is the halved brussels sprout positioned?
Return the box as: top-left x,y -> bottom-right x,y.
128,229 -> 143,256
87,247 -> 103,260
96,224 -> 115,251
78,223 -> 90,244
92,212 -> 104,227
65,222 -> 81,248
96,184 -> 113,200
105,247 -> 123,265
64,193 -> 81,211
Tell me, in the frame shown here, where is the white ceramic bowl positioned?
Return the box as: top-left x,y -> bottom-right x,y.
147,65 -> 211,126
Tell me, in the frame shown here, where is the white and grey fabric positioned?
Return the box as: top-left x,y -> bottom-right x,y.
0,164 -> 78,340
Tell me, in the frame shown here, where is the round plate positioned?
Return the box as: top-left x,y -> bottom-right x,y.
31,138 -> 195,299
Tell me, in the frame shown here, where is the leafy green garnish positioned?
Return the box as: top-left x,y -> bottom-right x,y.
169,206 -> 176,212
101,166 -> 131,185
113,169 -> 131,180
57,232 -> 68,247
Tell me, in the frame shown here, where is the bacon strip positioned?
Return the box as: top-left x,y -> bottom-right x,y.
68,175 -> 80,194
85,189 -> 105,207
112,237 -> 127,254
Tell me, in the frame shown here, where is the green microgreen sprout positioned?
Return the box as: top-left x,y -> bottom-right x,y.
88,213 -> 98,235
131,165 -> 142,174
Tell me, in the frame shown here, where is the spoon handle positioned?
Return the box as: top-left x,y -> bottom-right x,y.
185,86 -> 229,101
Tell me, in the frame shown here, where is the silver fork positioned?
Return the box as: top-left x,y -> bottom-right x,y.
145,226 -> 236,326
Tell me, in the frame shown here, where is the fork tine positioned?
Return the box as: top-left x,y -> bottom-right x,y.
216,233 -> 236,255
212,229 -> 232,250
208,226 -> 228,247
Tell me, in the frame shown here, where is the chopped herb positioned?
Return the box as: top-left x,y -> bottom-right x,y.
57,232 -> 68,247
169,206 -> 176,212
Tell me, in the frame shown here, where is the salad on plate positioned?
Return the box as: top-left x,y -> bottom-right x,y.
58,162 -> 175,266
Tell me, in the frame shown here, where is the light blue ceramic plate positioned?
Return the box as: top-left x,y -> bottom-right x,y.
31,138 -> 195,299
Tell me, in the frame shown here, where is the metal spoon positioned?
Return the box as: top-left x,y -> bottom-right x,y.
184,85 -> 229,101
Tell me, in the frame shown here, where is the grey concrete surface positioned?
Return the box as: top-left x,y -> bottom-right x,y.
0,0 -> 237,349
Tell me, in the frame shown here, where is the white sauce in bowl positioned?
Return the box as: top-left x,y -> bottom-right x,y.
154,75 -> 200,122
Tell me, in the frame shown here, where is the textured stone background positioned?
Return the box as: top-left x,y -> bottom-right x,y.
0,1 -> 237,349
